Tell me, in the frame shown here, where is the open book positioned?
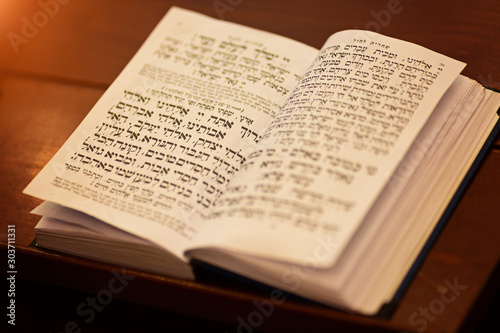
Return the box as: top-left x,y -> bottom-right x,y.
23,7 -> 500,315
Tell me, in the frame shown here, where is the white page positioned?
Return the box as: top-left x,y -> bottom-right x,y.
189,30 -> 465,267
33,201 -> 152,243
35,216 -> 195,279
23,7 -> 318,260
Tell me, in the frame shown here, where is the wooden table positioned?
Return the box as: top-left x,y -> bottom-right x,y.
1,0 -> 499,331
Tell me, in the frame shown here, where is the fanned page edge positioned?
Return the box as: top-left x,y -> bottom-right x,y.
186,77 -> 500,315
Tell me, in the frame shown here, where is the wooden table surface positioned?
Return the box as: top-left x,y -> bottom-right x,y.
1,0 -> 499,332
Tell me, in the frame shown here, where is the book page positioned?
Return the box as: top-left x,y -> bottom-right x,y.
189,30 -> 465,267
23,7 -> 318,259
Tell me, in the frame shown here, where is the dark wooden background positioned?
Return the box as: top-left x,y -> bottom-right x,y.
0,0 -> 499,332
